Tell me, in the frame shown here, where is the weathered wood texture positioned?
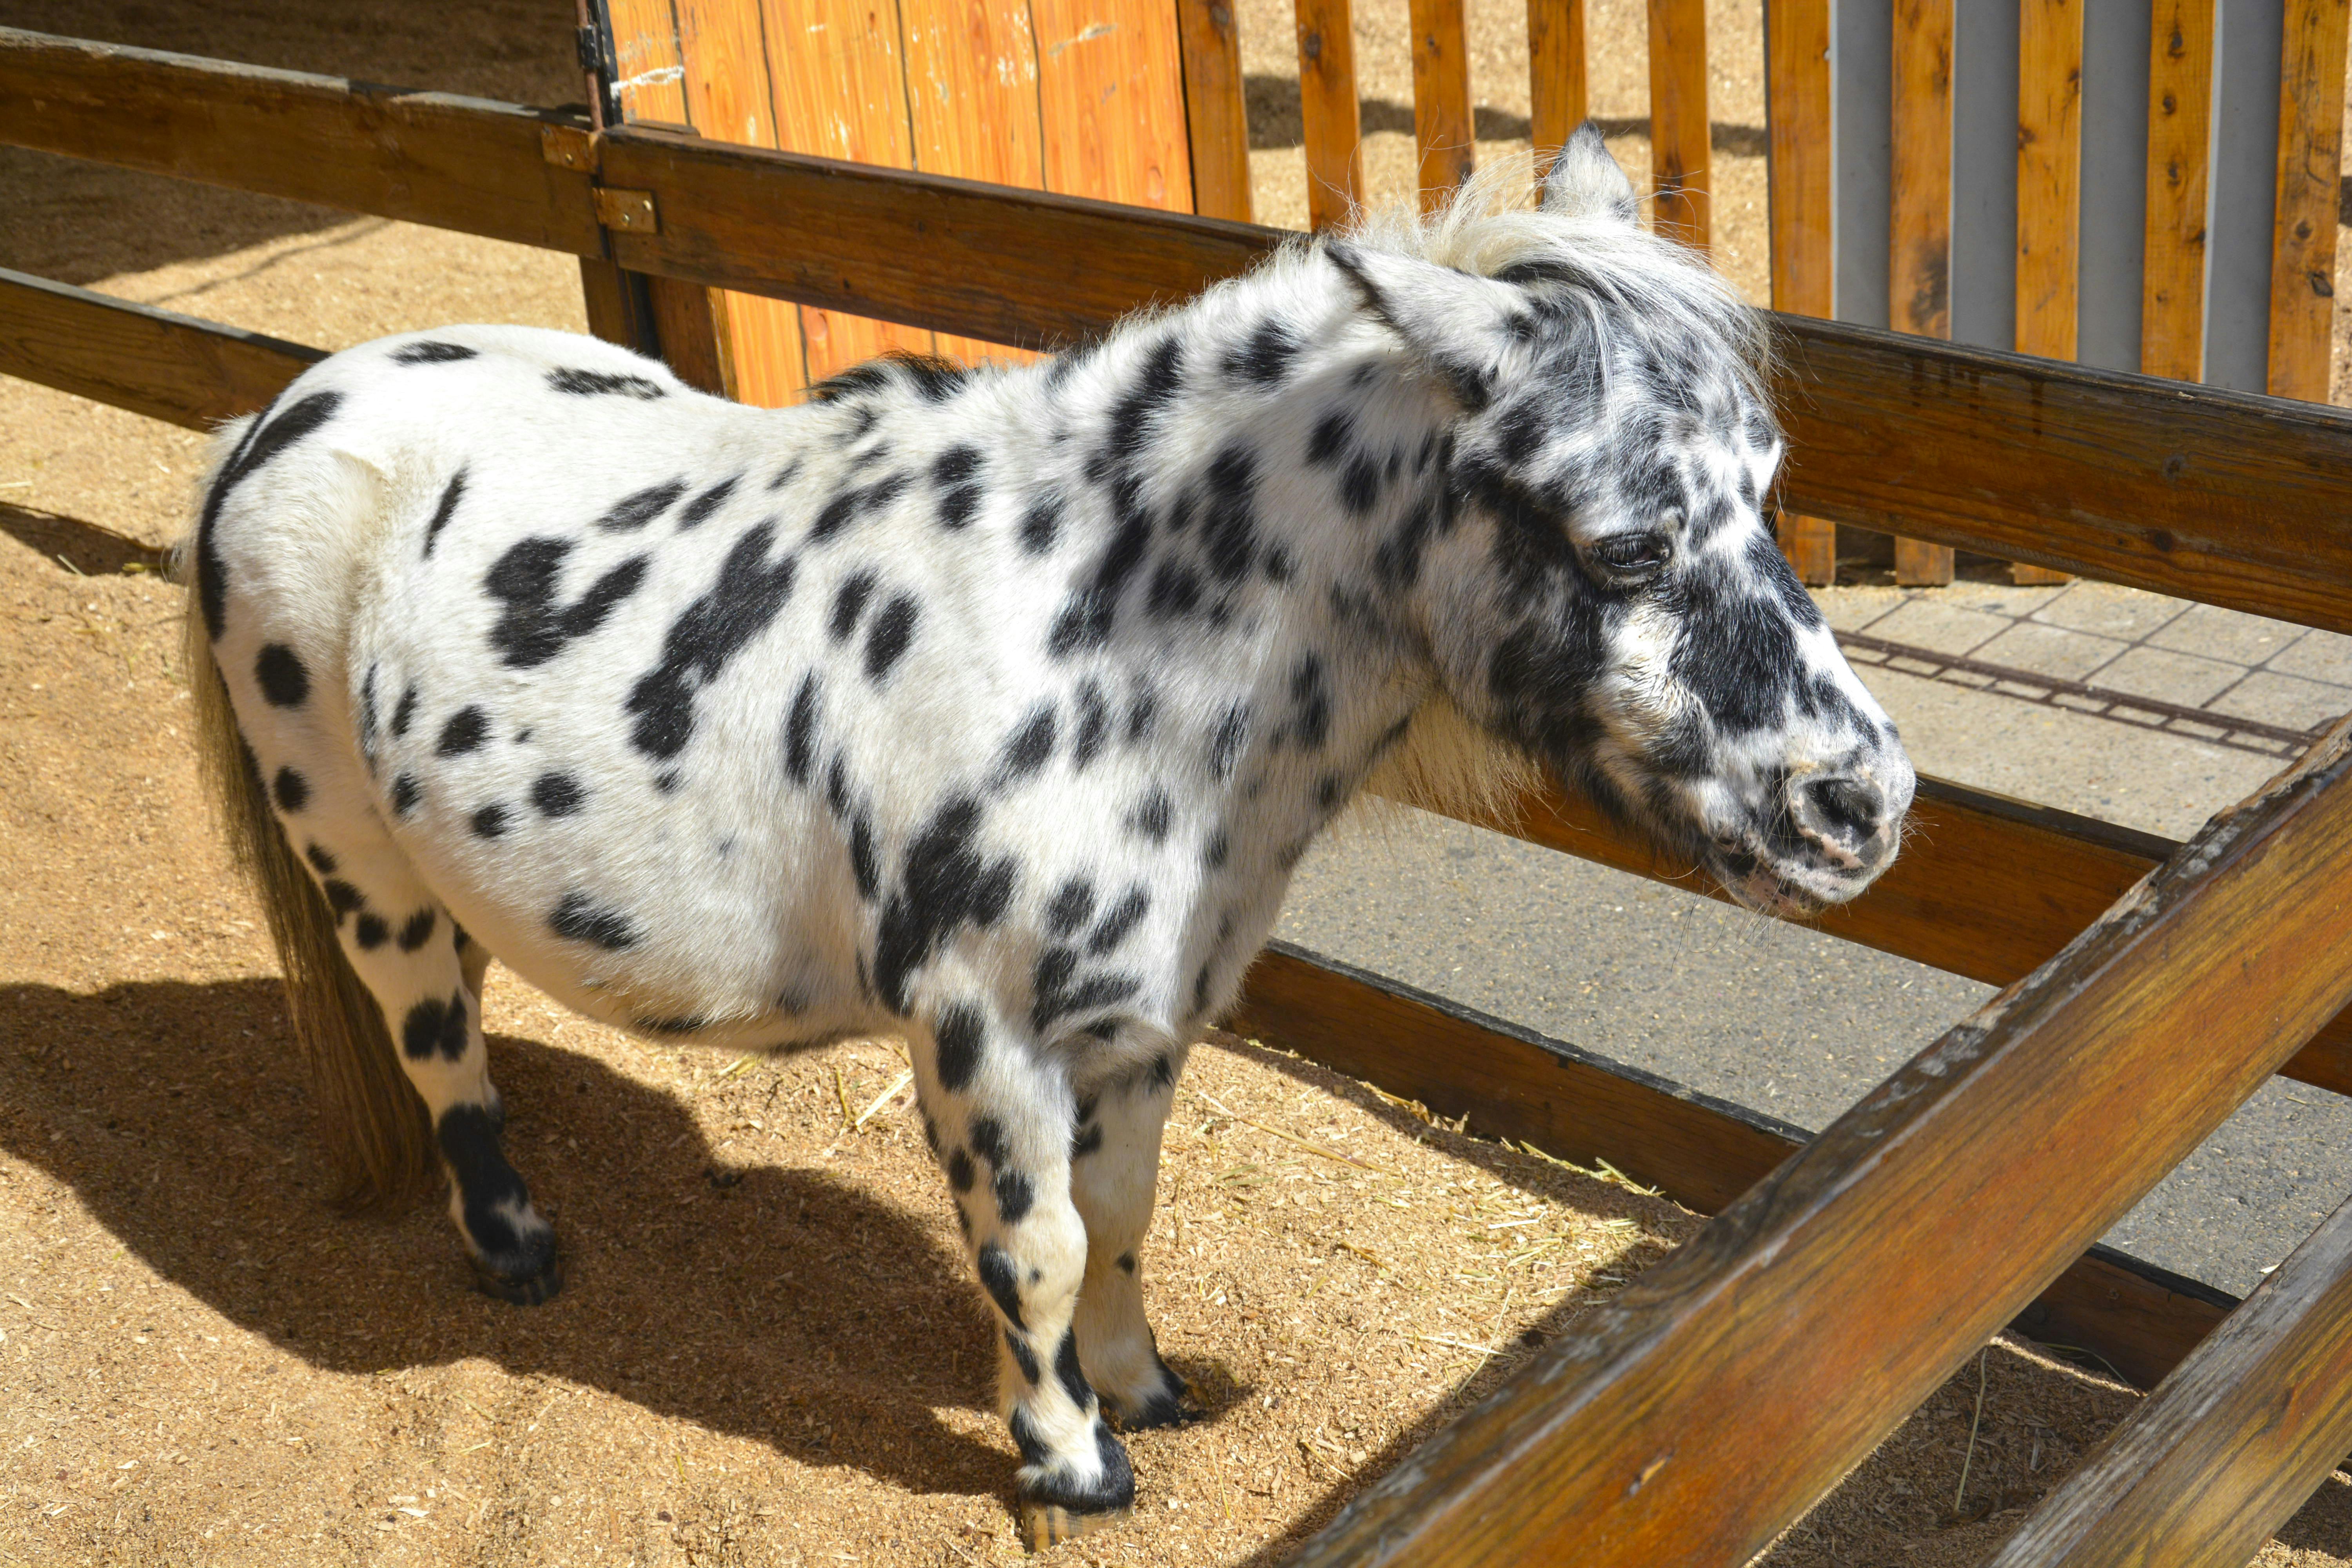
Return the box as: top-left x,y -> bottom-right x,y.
1033,0 -> 1196,213
2009,0 -> 2083,585
2268,0 -> 2352,401
1294,0 -> 1363,227
1988,1186 -> 2352,1566
0,28 -> 604,254
1644,0 -> 1708,249
1408,0 -> 1474,209
1524,0 -> 1585,158
1889,0 -> 1955,586
1771,316 -> 2352,635
0,267 -> 325,429
1174,0 -> 1253,221
1764,0 -> 1836,585
1284,720 -> 2352,1567
1232,942 -> 2239,1392
2140,0 -> 2214,383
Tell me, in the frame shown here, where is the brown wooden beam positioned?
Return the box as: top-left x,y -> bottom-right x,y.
0,28 -> 604,257
0,268 -> 324,430
1231,941 -> 2236,1392
1988,1186 -> 2352,1565
1283,719 -> 2352,1567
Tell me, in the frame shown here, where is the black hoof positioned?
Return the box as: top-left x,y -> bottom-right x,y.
1111,1368 -> 1204,1431
472,1245 -> 564,1305
1014,1421 -> 1135,1551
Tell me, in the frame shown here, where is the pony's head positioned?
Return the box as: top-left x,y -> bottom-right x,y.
1340,125 -> 1912,917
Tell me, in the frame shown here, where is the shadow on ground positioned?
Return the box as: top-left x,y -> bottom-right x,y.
0,976 -> 1022,1499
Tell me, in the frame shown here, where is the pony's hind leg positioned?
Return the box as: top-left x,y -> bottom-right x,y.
1070,1047 -> 1199,1429
284,792 -> 559,1302
914,1002 -> 1134,1548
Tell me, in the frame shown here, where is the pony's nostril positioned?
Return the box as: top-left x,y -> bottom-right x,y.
1802,776 -> 1882,845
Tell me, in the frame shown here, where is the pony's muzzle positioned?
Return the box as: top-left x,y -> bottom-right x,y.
1789,773 -> 1893,874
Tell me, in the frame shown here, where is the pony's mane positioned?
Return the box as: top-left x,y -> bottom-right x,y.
1347,152 -> 1776,410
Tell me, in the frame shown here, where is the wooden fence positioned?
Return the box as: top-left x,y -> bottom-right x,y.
8,21 -> 2352,1562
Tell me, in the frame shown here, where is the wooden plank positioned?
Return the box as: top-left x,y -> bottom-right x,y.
901,0 -> 1045,366
755,0 -> 934,377
1233,942 -> 2240,1392
2140,0 -> 2215,383
1765,0 -> 1836,585
1174,0 -> 1252,221
1034,0 -> 1195,212
577,257 -> 659,352
1408,0 -> 1474,211
1891,0 -> 1956,587
1525,0 -> 1586,160
607,0 -> 694,123
1645,0 -> 1709,250
1286,719 -> 2352,1567
2267,0 -> 2352,401
1769,313 -> 2352,635
1293,0 -> 1363,228
0,27 -> 604,255
1989,1186 -> 2352,1566
2017,0 -> 2085,359
643,272 -> 733,394
0,267 -> 324,429
2012,0 -> 2083,585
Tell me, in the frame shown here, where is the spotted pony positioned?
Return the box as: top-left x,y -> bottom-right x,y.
177,127 -> 1913,1546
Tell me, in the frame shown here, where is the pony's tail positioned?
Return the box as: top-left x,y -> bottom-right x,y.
171,418 -> 435,1211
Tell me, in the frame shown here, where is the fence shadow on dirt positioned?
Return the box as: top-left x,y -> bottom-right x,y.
0,975 -> 1029,1498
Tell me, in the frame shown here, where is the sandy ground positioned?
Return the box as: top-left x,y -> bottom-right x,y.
4,1 -> 2352,1564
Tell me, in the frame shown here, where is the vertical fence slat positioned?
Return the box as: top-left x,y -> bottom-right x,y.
1527,0 -> 1586,156
2268,0 -> 2352,401
1767,0 -> 1836,586
1035,0 -> 1196,212
1410,0 -> 1475,210
1176,0 -> 1253,221
902,0 -> 1044,365
669,0 -> 815,400
1891,0 -> 1956,586
1646,0 -> 1710,249
1295,0 -> 1363,227
757,0 -> 934,379
2141,0 -> 2215,381
2012,0 -> 2081,584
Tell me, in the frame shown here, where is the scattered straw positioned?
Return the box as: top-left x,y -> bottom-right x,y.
1188,1088 -> 1384,1172
1954,1347 -> 1990,1513
851,1070 -> 915,1132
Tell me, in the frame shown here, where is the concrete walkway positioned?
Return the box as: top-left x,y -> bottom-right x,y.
1271,581 -> 2352,1299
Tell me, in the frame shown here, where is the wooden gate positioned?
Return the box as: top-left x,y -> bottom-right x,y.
7,21 -> 2352,1560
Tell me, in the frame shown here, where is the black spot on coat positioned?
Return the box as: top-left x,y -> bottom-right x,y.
934,1002 -> 986,1092
484,537 -> 650,668
423,468 -> 468,557
677,475 -> 740,530
436,706 -> 489,757
402,991 -> 469,1062
272,766 -> 309,813
392,340 -> 477,365
549,892 -> 637,950
873,797 -> 1016,1011
254,644 -> 310,708
862,593 -> 918,681
596,479 -> 687,532
547,366 -> 665,399
196,391 -> 343,640
625,521 -> 799,760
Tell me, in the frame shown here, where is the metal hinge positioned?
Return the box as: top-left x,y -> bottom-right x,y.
593,187 -> 659,233
539,123 -> 598,172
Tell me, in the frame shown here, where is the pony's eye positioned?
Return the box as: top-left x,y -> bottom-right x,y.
1587,534 -> 1668,575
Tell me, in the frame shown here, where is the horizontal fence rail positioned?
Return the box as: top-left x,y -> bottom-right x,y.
1285,717 -> 2352,1566
7,28 -> 2352,635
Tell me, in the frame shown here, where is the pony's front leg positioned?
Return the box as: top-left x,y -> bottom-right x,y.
915,1005 -> 1134,1548
1071,1047 -> 1199,1430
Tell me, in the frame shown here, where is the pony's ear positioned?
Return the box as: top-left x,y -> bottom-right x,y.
1541,121 -> 1639,224
1326,241 -> 1527,410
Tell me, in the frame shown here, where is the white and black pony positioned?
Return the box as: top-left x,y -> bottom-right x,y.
178,127 -> 1912,1546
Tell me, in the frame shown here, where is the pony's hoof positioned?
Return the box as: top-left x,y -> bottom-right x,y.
1110,1376 -> 1205,1431
1019,1499 -> 1130,1553
472,1247 -> 564,1306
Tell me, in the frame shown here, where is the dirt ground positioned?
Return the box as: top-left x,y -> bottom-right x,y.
4,2 -> 2352,1564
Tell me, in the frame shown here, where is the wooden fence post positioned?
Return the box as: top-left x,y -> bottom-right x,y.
1890,0 -> 1956,586
1409,0 -> 1475,210
2267,0 -> 2351,401
1295,0 -> 1364,227
2140,0 -> 2215,383
1766,0 -> 1837,586
1646,0 -> 1709,250
1176,0 -> 1254,221
1526,0 -> 1586,158
2012,0 -> 2082,584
